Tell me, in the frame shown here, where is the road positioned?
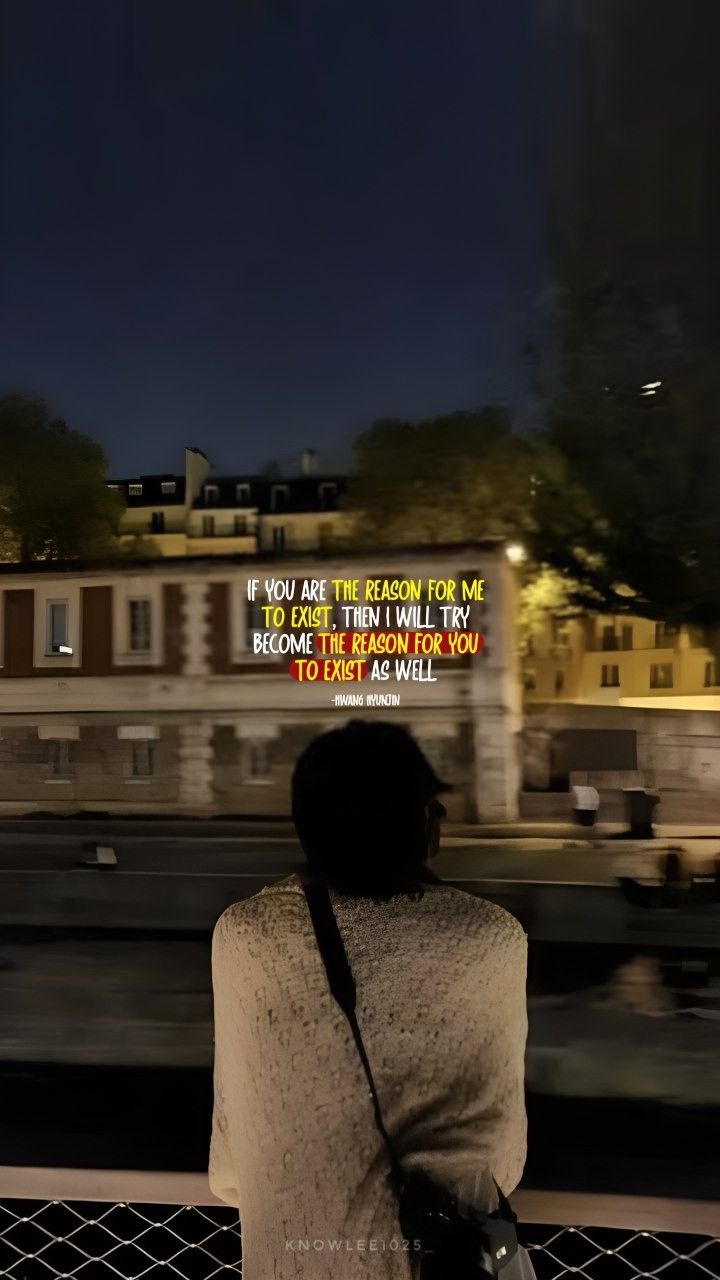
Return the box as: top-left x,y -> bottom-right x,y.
2,818 -> 718,956
0,816 -> 716,883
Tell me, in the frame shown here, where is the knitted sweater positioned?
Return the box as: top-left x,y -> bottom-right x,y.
209,872 -> 528,1278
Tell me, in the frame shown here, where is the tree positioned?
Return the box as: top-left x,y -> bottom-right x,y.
529,0 -> 720,630
346,409 -> 537,548
529,263 -> 720,631
517,564 -> 580,654
0,394 -> 123,562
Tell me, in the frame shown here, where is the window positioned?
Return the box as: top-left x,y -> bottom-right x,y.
330,597 -> 345,631
417,589 -> 445,631
655,622 -> 678,647
522,670 -> 536,691
246,596 -> 267,648
650,663 -> 674,689
235,483 -> 250,504
242,739 -> 270,782
131,741 -> 154,778
601,664 -> 620,687
204,484 -> 219,504
202,515 -> 215,537
601,625 -> 617,651
272,525 -> 286,552
46,601 -> 70,655
704,660 -> 717,688
150,511 -> 165,533
621,624 -> 633,650
107,483 -> 120,491
128,483 -> 143,496
233,514 -> 247,536
270,484 -> 290,512
555,669 -> 565,694
113,587 -> 161,667
49,740 -> 72,777
551,616 -> 569,645
128,598 -> 152,652
161,480 -> 176,495
319,481 -> 338,511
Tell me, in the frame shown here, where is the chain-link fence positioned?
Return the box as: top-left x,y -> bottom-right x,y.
1,1200 -> 719,1279
0,1200 -> 242,1279
521,1224 -> 720,1279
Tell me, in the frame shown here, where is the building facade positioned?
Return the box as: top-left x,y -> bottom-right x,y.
520,607 -> 720,816
522,610 -> 720,711
0,544 -> 521,820
111,447 -> 350,558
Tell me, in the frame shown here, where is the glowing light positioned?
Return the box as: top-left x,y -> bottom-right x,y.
505,543 -> 526,565
641,381 -> 662,390
58,645 -> 73,655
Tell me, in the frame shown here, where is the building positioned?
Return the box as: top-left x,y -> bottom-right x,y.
0,543 -> 520,820
521,607 -> 720,817
522,610 -> 720,711
110,447 -> 350,558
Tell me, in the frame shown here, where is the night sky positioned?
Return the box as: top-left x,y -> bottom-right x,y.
0,1 -> 546,476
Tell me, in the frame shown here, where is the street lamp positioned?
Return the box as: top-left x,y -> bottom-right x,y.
505,543 -> 526,565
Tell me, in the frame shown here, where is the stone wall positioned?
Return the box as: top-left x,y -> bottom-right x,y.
0,725 -> 178,809
523,701 -> 720,819
0,716 -> 479,817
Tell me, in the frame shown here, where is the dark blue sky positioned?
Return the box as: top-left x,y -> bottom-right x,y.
0,0 -> 546,475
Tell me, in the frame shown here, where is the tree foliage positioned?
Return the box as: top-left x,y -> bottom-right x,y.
346,409 -> 537,548
530,282 -> 720,628
0,394 -> 123,562
517,565 -> 579,650
531,1 -> 720,629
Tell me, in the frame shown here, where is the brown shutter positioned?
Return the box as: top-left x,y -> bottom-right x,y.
162,584 -> 182,674
209,583 -> 230,674
81,586 -> 113,675
3,590 -> 34,676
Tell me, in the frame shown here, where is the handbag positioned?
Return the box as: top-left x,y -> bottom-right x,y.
302,879 -> 534,1279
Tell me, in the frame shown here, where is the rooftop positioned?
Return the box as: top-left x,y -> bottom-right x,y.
107,472 -> 347,512
108,475 -> 186,506
192,475 -> 346,512
0,539 -> 506,578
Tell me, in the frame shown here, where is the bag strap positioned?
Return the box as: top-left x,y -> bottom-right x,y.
302,879 -> 516,1225
303,879 -> 405,1191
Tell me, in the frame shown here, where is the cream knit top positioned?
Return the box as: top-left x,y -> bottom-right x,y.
209,872 -> 528,1279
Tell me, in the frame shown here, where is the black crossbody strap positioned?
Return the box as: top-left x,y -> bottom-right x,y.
302,879 -> 517,1227
303,880 -> 405,1189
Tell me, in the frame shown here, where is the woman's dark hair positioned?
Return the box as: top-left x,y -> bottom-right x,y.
291,720 -> 450,901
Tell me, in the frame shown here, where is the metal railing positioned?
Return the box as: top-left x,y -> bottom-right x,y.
2,1199 -> 720,1280
521,1222 -> 719,1279
0,1199 -> 243,1279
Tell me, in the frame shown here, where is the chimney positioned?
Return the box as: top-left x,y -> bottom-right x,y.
300,448 -> 317,476
184,446 -> 212,503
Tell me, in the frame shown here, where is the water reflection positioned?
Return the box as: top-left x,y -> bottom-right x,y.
592,953 -> 675,1017
527,941 -> 720,1108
